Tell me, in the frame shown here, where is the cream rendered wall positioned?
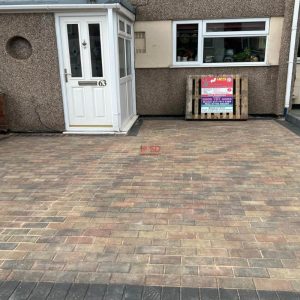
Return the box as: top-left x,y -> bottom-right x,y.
267,17 -> 284,66
135,18 -> 284,68
134,21 -> 172,68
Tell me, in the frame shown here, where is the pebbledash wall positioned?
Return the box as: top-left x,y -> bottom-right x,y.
0,13 -> 65,131
133,0 -> 297,116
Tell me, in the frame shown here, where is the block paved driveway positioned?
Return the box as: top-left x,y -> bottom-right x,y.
0,119 -> 300,295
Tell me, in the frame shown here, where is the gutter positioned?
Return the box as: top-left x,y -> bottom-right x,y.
284,0 -> 300,116
0,3 -> 120,11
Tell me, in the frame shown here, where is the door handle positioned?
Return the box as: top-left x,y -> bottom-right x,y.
64,68 -> 72,83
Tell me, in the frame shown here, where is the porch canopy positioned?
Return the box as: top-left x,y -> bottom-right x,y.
0,0 -> 135,16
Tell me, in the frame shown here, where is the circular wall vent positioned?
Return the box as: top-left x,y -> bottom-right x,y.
6,36 -> 33,60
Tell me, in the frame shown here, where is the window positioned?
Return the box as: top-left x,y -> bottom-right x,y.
206,22 -> 266,33
173,19 -> 269,66
176,23 -> 198,62
119,20 -> 125,33
118,17 -> 133,78
118,37 -> 126,78
126,39 -> 132,75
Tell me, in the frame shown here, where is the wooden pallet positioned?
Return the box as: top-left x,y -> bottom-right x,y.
186,75 -> 248,120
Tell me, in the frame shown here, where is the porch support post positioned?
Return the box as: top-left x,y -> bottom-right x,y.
108,8 -> 121,132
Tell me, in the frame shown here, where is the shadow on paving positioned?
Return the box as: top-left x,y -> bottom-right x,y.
0,281 -> 300,300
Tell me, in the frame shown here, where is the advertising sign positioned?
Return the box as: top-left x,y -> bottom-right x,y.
201,76 -> 234,113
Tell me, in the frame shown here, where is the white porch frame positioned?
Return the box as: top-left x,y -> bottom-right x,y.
54,8 -> 136,134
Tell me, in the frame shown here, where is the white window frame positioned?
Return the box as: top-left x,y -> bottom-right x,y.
203,18 -> 269,36
172,20 -> 202,66
172,18 -> 270,68
118,16 -> 132,39
118,16 -> 133,78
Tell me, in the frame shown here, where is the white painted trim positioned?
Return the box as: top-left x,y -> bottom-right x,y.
118,5 -> 135,22
170,62 -> 269,68
55,12 -> 107,18
55,14 -> 70,132
108,8 -> 121,132
118,15 -> 133,38
203,18 -> 269,36
0,3 -> 135,20
198,21 -> 203,64
173,20 -> 200,66
63,131 -> 127,135
131,22 -> 137,116
285,0 -> 300,109
121,115 -> 139,133
0,3 -> 118,12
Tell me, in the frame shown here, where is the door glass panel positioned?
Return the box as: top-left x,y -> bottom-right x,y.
67,24 -> 82,77
88,24 -> 103,78
126,39 -> 132,76
118,37 -> 126,78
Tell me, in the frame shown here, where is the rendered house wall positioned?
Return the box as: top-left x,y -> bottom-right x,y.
134,0 -> 295,116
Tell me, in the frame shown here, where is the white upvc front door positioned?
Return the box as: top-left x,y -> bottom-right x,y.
59,16 -> 113,130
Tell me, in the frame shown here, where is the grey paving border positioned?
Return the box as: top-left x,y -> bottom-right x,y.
127,118 -> 143,136
0,281 -> 300,300
276,119 -> 300,137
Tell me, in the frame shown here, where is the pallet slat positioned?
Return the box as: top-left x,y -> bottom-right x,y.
186,75 -> 193,117
185,75 -> 248,121
194,78 -> 199,116
241,77 -> 249,119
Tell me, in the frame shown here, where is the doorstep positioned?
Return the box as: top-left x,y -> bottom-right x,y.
63,115 -> 139,135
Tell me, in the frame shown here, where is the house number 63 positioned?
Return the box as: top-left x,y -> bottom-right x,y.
98,80 -> 107,87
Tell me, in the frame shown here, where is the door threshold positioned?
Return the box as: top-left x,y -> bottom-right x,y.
63,131 -> 127,135
63,116 -> 139,135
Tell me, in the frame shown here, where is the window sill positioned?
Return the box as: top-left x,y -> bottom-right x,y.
170,62 -> 270,68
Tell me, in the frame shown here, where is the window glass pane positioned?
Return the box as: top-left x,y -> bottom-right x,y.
88,24 -> 103,78
127,24 -> 132,35
119,20 -> 125,32
126,39 -> 132,75
206,22 -> 266,32
118,37 -> 126,77
67,24 -> 82,77
203,36 -> 266,63
176,24 -> 198,62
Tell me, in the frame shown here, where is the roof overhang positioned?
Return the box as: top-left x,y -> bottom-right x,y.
0,2 -> 135,21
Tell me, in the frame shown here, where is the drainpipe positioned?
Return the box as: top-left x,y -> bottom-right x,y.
284,0 -> 300,116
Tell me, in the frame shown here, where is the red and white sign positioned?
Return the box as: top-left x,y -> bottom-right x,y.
202,76 -> 233,97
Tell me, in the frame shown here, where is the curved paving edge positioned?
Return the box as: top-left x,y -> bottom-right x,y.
1,281 -> 300,300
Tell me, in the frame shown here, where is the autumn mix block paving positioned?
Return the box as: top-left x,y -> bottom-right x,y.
0,120 -> 300,292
